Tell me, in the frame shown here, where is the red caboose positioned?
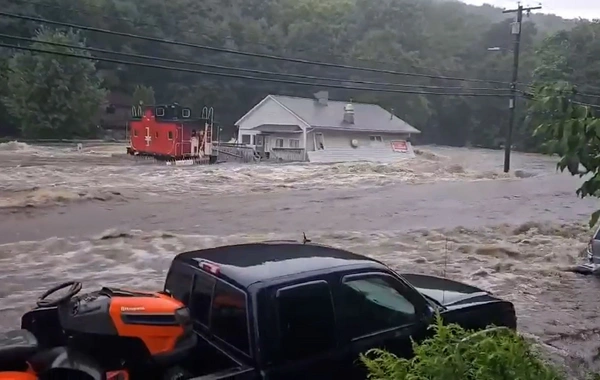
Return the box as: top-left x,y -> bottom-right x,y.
127,104 -> 217,164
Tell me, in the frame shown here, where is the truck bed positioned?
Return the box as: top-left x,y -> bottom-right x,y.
178,332 -> 255,380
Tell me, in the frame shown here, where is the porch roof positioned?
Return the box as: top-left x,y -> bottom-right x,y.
253,124 -> 302,133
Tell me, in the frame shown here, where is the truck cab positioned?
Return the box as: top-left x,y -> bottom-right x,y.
164,241 -> 516,379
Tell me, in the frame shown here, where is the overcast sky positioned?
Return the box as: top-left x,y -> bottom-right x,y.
460,0 -> 600,20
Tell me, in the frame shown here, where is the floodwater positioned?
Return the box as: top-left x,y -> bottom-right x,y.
0,141 -> 599,378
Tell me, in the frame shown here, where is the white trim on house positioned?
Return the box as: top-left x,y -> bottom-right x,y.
313,126 -> 417,134
234,96 -> 272,126
235,95 -> 311,130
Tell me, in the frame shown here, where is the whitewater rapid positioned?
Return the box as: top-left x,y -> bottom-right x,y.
0,141 -> 598,378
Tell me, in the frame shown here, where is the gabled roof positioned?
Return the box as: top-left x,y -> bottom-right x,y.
239,95 -> 420,134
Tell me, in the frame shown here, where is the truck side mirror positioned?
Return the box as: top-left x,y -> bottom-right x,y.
421,305 -> 435,323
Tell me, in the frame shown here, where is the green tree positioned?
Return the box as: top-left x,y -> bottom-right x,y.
529,83 -> 600,225
3,27 -> 106,139
132,84 -> 156,106
0,0 -> 581,144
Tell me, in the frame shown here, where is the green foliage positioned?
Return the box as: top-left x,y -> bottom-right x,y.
0,0 -> 590,143
1,0 -> 580,142
132,85 -> 156,106
360,315 -> 564,380
3,27 -> 107,139
529,83 -> 600,226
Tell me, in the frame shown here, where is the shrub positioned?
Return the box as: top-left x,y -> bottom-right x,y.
359,315 -> 565,380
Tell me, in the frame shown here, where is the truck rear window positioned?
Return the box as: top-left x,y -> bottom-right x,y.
211,280 -> 250,355
164,264 -> 194,303
186,270 -> 250,355
165,264 -> 250,355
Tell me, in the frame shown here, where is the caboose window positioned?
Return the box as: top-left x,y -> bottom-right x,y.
168,131 -> 173,140
156,107 -> 165,117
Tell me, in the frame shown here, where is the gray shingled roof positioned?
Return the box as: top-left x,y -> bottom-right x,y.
271,95 -> 420,134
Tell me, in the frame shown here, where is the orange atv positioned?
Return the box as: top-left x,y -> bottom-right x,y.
0,281 -> 197,380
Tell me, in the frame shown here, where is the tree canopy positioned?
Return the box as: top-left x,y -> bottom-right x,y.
3,27 -> 106,138
0,0 -> 594,142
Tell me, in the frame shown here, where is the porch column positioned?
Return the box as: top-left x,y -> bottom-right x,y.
302,126 -> 308,161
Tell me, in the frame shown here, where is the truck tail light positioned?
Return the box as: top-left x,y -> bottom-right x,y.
200,261 -> 220,275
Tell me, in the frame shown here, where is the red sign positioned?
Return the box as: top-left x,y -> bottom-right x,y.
391,140 -> 408,153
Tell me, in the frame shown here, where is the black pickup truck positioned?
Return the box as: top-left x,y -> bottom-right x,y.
166,240 -> 517,380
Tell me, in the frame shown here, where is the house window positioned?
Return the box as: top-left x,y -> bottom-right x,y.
168,131 -> 173,140
315,133 -> 324,150
241,134 -> 251,144
369,135 -> 383,142
289,139 -> 300,148
275,138 -> 284,148
256,135 -> 264,146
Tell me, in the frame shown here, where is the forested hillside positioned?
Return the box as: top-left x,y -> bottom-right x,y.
0,0 -> 596,147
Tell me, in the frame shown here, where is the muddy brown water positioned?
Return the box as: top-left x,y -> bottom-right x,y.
1,142 -> 599,378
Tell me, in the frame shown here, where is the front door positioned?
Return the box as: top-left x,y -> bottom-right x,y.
335,273 -> 429,379
256,135 -> 265,156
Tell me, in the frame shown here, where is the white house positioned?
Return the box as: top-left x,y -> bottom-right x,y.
235,91 -> 421,163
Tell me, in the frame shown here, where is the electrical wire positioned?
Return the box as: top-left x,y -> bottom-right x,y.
519,84 -> 600,102
571,100 -> 600,110
0,42 -> 512,97
6,0 -> 514,77
8,3 -> 600,99
0,33 -> 512,93
7,0 -> 600,98
519,92 -> 600,110
0,11 -> 514,86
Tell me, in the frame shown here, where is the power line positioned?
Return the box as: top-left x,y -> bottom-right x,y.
8,1 -> 600,98
519,83 -> 600,101
0,11 -> 514,86
9,0 -> 490,76
571,100 -> 600,110
0,33 -> 512,93
519,91 -> 600,110
8,0 -> 515,78
0,42 -> 512,98
575,92 -> 600,100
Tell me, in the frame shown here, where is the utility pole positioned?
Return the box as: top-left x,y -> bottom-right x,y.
502,3 -> 541,173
